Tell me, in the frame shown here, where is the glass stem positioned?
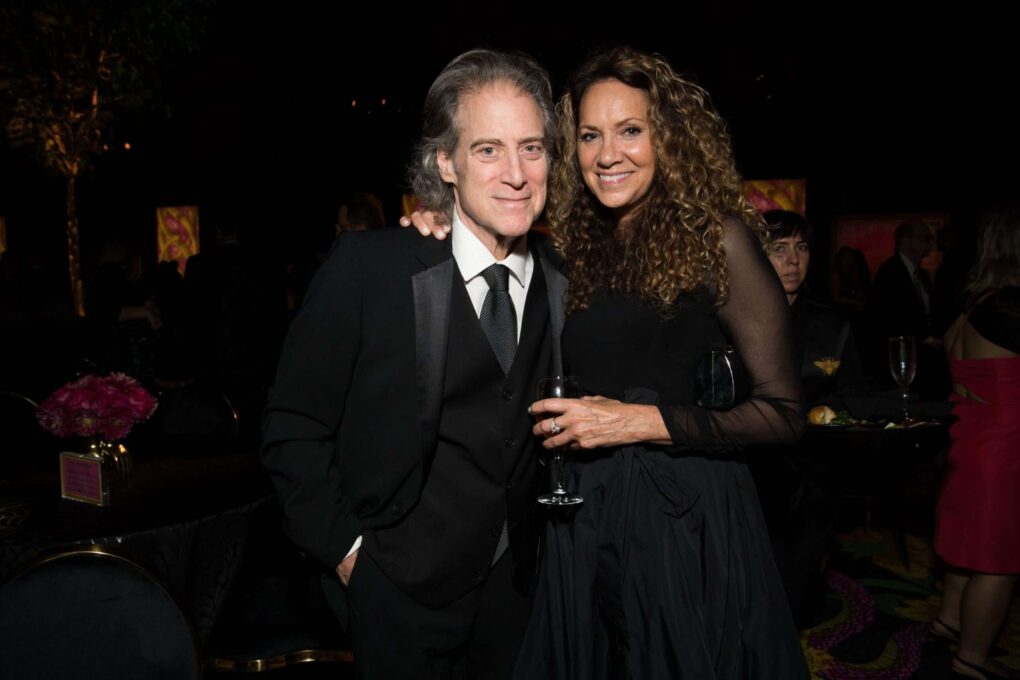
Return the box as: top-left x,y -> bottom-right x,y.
551,452 -> 565,494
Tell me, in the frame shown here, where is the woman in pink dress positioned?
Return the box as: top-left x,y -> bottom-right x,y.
933,204 -> 1020,680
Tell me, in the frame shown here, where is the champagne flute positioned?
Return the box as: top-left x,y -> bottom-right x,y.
888,336 -> 917,423
536,375 -> 583,506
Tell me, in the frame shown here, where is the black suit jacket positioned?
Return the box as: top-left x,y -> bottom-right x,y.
868,251 -> 951,397
870,251 -> 932,341
790,297 -> 867,407
261,228 -> 566,588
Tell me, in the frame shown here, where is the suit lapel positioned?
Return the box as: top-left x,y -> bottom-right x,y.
412,238 -> 454,466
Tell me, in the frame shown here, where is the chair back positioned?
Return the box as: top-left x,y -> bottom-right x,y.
0,546 -> 202,679
156,384 -> 241,437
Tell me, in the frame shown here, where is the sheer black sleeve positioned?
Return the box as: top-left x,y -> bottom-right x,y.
658,218 -> 804,452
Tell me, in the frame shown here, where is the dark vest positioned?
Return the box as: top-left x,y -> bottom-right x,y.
365,259 -> 552,607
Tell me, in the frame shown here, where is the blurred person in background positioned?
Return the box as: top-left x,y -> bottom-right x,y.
933,204 -> 1020,680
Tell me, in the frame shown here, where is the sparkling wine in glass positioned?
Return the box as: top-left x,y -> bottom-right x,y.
536,375 -> 583,507
888,336 -> 917,422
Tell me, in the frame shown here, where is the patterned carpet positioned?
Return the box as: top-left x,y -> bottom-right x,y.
208,527 -> 1019,679
802,528 -> 1020,679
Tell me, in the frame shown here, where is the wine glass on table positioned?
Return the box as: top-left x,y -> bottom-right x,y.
536,375 -> 584,506
888,336 -> 917,423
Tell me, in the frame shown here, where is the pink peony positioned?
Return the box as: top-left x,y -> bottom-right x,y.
72,409 -> 102,438
100,405 -> 136,441
106,373 -> 158,419
36,402 -> 71,438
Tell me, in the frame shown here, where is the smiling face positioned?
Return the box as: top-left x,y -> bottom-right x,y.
766,235 -> 811,303
576,79 -> 656,226
436,82 -> 548,257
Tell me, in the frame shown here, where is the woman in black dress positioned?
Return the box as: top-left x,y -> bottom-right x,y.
517,48 -> 808,678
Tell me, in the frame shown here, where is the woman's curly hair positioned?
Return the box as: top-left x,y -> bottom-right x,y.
548,47 -> 763,314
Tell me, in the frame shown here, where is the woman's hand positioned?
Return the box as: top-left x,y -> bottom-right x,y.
530,396 -> 671,450
399,210 -> 451,239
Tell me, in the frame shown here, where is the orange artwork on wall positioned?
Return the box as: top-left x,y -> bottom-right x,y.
157,206 -> 199,275
401,194 -> 422,219
743,179 -> 807,216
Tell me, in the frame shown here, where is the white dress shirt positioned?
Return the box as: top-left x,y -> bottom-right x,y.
451,211 -> 533,340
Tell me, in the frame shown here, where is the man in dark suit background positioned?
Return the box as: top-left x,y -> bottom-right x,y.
334,192 -> 386,235
261,49 -> 566,679
868,218 -> 949,398
184,216 -> 288,415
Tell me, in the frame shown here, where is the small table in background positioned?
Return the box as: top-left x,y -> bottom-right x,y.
804,418 -> 951,567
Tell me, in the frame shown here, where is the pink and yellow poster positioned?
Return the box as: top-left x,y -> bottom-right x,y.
402,194 -> 422,219
157,206 -> 199,275
743,179 -> 807,216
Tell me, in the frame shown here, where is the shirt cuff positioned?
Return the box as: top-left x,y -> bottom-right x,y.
344,535 -> 362,562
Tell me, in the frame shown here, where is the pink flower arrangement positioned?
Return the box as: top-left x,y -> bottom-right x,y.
36,373 -> 158,441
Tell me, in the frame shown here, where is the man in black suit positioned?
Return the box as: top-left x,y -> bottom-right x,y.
871,220 -> 935,341
869,218 -> 949,398
261,49 -> 566,679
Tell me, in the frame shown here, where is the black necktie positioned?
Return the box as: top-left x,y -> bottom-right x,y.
480,264 -> 516,564
479,264 -> 517,375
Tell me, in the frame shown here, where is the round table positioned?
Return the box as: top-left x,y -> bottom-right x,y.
0,449 -> 273,643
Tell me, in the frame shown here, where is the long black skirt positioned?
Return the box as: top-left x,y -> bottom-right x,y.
513,443 -> 809,680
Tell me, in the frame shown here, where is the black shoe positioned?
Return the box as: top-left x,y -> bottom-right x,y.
953,654 -> 1020,680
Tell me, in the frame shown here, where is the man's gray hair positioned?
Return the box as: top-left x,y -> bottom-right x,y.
407,48 -> 556,215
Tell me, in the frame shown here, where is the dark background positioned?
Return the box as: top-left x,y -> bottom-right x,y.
1,3 -> 1016,276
